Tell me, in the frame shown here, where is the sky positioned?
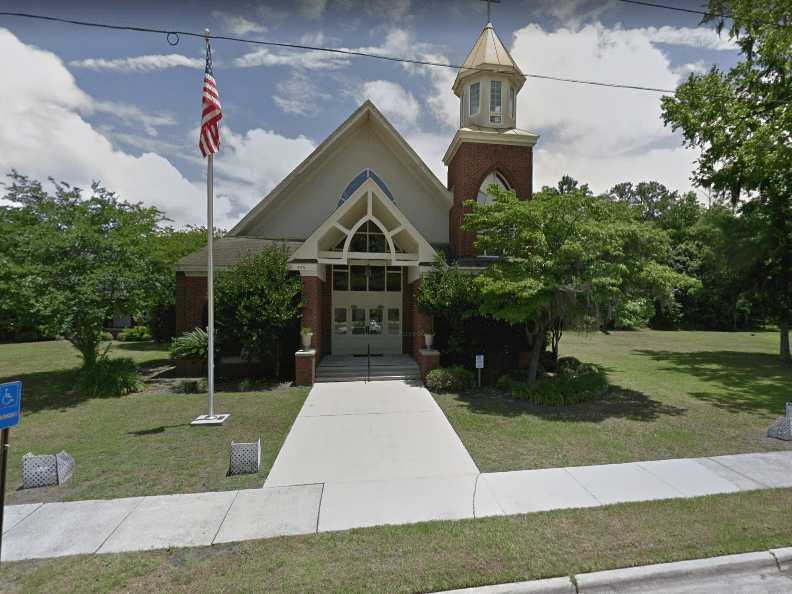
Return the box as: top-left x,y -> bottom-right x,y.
0,0 -> 740,229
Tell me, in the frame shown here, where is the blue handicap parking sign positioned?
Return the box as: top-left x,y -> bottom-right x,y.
0,382 -> 21,429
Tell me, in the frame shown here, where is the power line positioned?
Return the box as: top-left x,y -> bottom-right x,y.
617,0 -> 789,29
617,0 -> 729,19
0,10 -> 676,94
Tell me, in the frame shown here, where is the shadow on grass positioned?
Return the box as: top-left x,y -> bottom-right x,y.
113,341 -> 170,352
0,368 -> 85,413
448,384 -> 686,423
128,424 -> 187,436
634,350 -> 792,416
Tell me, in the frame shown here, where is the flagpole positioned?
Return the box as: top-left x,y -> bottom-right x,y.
192,28 -> 227,426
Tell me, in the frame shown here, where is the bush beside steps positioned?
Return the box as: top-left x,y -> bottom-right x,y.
426,365 -> 476,393
496,356 -> 608,406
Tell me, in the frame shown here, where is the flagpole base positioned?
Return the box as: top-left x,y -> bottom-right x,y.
191,413 -> 230,426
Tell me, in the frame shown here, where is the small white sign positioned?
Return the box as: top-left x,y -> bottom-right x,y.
475,354 -> 484,369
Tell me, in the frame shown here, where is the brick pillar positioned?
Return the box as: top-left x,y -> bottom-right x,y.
417,349 -> 440,383
322,276 -> 332,357
295,350 -> 316,386
300,276 -> 323,358
407,278 -> 434,357
175,272 -> 207,333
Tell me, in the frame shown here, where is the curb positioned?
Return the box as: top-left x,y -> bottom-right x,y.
435,548 -> 790,594
575,551 -> 777,593
438,576 -> 575,594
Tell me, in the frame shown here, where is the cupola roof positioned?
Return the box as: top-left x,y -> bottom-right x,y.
453,22 -> 524,96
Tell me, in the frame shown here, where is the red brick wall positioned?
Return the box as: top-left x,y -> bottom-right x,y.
175,273 -> 207,333
321,275 -> 332,357
447,142 -> 534,257
300,276 -> 323,359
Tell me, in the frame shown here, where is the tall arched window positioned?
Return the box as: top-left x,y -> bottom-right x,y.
477,171 -> 511,205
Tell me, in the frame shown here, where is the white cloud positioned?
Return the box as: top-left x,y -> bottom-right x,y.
359,80 -> 420,125
0,28 -> 315,229
639,26 -> 736,50
299,0 -> 328,19
213,127 -> 315,219
233,47 -> 349,70
211,11 -> 267,36
70,53 -> 203,72
90,101 -> 177,137
273,71 -> 330,116
506,23 -> 699,193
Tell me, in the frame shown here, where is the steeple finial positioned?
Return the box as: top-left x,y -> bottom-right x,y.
480,0 -> 500,24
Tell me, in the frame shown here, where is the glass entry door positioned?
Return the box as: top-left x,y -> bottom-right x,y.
332,265 -> 402,355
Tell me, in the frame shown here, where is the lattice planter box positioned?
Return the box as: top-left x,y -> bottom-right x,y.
228,439 -> 261,475
21,451 -> 75,489
768,402 -> 792,441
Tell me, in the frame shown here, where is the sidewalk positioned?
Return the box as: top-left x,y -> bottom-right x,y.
3,450 -> 792,562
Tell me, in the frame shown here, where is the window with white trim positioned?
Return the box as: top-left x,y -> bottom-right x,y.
477,171 -> 511,205
490,80 -> 502,124
469,82 -> 480,116
509,86 -> 515,119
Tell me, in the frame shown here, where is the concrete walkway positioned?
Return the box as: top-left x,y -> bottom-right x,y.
3,379 -> 792,562
265,380 -> 480,531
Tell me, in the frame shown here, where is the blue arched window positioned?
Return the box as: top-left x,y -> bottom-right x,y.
337,169 -> 395,208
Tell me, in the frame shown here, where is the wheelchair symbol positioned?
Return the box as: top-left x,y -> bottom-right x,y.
1,389 -> 15,407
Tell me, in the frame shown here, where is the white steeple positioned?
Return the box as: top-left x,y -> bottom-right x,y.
453,22 -> 524,130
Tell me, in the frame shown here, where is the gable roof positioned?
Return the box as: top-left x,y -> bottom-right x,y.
227,100 -> 451,237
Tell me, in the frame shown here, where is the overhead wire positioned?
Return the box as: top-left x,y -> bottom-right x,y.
0,10 -> 676,94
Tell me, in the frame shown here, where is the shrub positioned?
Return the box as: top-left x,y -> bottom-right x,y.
179,378 -> 208,394
118,326 -> 152,341
556,356 -> 583,374
170,327 -> 209,360
498,363 -> 608,406
426,365 -> 475,393
78,357 -> 143,397
615,298 -> 654,329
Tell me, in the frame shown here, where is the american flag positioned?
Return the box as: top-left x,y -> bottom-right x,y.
199,41 -> 222,157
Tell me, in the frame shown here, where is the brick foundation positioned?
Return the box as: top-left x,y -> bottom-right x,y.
447,142 -> 533,258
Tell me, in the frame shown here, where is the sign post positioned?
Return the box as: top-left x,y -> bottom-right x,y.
0,381 -> 22,565
475,354 -> 484,387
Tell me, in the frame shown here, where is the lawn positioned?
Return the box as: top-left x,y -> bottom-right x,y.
3,487 -> 792,593
0,340 -> 308,504
435,329 -> 792,472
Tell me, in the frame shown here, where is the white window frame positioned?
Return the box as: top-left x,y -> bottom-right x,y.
469,82 -> 480,116
490,80 -> 502,124
509,86 -> 515,118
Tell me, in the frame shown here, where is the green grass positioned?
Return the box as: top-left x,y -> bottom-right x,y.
435,329 -> 792,472
0,340 -> 308,504
3,488 -> 792,594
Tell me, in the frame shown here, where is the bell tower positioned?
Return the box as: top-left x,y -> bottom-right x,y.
444,20 -> 539,258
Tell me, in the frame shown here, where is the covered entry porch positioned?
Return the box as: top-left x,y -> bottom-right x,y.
289,176 -> 441,385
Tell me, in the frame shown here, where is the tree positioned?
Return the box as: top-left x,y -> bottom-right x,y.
417,253 -> 481,364
1,172 -> 165,367
463,184 -> 696,383
215,245 -> 301,378
661,0 -> 792,364
145,226 -> 208,341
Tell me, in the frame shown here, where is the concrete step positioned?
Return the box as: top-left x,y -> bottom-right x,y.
316,365 -> 418,375
316,374 -> 421,383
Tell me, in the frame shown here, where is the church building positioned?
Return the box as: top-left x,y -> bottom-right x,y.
176,22 -> 539,384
